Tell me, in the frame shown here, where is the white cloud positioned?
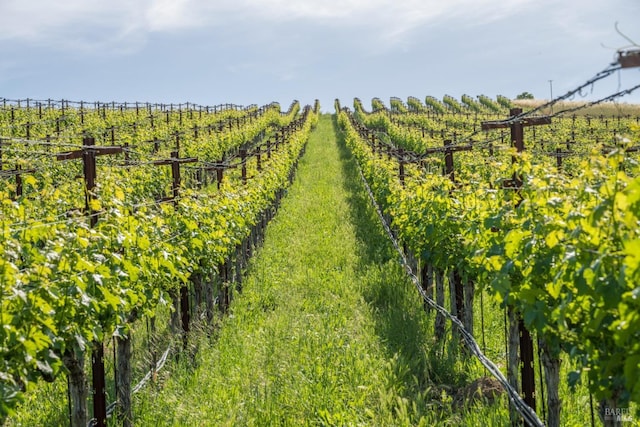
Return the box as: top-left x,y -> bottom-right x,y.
0,0 -> 147,52
0,0 -> 541,53
234,0 -> 535,24
144,0 -> 204,32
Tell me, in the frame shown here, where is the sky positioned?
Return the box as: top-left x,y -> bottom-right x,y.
0,0 -> 639,112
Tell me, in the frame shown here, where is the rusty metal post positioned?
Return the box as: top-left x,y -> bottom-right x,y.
82,137 -> 98,227
443,140 -> 466,341
170,151 -> 189,346
482,108 -> 554,417
152,151 -> 197,349
520,318 -> 536,416
510,108 -> 524,187
509,107 -> 536,414
83,136 -> 105,427
84,136 -> 105,427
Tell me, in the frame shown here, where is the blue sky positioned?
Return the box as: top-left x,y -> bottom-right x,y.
0,0 -> 638,112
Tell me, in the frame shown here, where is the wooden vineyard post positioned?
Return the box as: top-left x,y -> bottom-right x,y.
442,140 -> 473,344
420,263 -> 433,313
2,165 -> 36,200
370,132 -> 377,155
217,155 -> 226,189
14,166 -> 27,199
57,137 -> 122,427
398,149 -> 405,187
153,151 -> 198,348
482,108 -> 551,422
274,131 -> 280,152
434,270 -> 446,341
443,140 -> 463,335
443,139 -> 455,182
256,146 -> 262,172
240,148 -> 248,185
555,147 -> 563,171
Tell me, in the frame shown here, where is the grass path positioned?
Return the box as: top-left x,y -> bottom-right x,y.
135,115 -> 450,425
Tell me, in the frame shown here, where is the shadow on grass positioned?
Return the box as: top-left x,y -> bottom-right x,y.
330,115 -> 442,388
329,114 -> 470,392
